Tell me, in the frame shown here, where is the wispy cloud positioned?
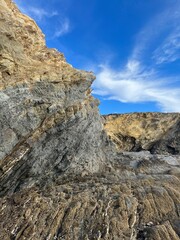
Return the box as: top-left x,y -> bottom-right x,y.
14,0 -> 71,38
93,1 -> 180,112
14,0 -> 58,21
54,18 -> 70,37
26,7 -> 58,21
131,2 -> 180,62
152,29 -> 180,64
16,6 -> 58,22
93,61 -> 180,112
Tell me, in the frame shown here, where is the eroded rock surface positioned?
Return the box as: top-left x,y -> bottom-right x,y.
0,1 -> 180,239
103,113 -> 180,154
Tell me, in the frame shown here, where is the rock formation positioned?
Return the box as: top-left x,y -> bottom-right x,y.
103,113 -> 180,154
0,1 -> 180,239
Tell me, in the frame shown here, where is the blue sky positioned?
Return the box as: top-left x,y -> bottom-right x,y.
14,0 -> 180,114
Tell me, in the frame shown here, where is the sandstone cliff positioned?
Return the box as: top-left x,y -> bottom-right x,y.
0,1 -> 180,239
103,113 -> 180,154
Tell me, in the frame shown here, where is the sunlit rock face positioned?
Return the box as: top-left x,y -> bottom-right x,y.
0,1 -> 180,239
103,113 -> 180,154
0,0 -> 112,196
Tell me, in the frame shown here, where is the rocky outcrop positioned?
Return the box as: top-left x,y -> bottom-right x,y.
0,0 -> 113,197
1,152 -> 180,240
0,1 -> 180,239
103,113 -> 180,154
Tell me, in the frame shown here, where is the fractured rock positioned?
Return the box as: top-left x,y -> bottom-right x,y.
0,1 -> 180,239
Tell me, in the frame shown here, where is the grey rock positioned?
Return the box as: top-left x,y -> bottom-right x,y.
0,1 -> 180,239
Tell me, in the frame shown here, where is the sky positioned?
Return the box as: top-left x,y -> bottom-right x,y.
14,0 -> 180,114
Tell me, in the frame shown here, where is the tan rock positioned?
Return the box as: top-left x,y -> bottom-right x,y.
103,113 -> 180,154
0,1 -> 179,240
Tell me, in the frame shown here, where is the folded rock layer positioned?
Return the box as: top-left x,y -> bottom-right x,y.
0,1 -> 180,239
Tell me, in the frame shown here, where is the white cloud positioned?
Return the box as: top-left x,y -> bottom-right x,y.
131,2 -> 180,62
126,60 -> 140,73
153,29 -> 180,64
93,61 -> 180,112
14,0 -> 71,38
93,1 -> 180,112
14,1 -> 58,21
27,7 -> 58,21
54,18 -> 70,37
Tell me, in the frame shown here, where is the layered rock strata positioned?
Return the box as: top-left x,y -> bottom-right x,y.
103,113 -> 180,154
0,1 -> 180,239
0,0 -> 112,196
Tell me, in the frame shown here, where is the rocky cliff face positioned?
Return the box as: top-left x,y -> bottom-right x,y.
103,113 -> 180,154
0,1 -> 180,239
0,0 -> 112,196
